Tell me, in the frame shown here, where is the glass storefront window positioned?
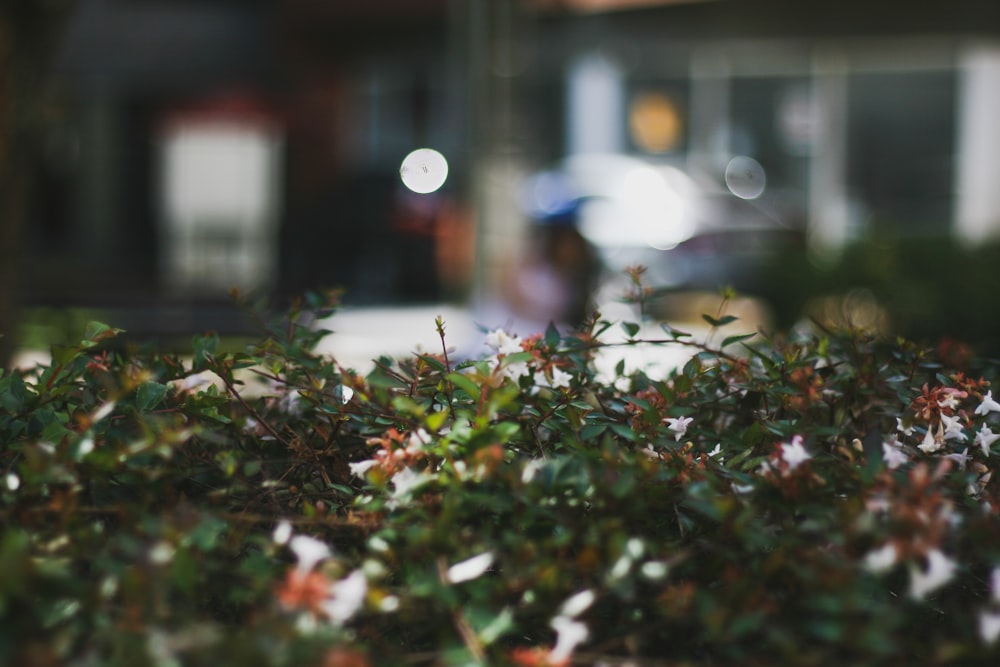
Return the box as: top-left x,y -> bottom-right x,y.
846,70 -> 956,235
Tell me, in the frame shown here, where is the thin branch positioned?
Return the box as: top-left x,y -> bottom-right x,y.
207,354 -> 291,448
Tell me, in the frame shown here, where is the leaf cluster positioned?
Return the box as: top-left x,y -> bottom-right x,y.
3,288 -> 1000,666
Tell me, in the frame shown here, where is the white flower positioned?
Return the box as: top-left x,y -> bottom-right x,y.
322,570 -> 367,626
882,438 -> 909,470
521,458 -> 544,484
485,329 -> 523,356
938,394 -> 961,411
976,391 -> 1000,417
390,467 -> 433,499
547,367 -> 573,390
338,385 -> 354,404
976,425 -> 1000,457
896,417 -> 914,436
549,615 -> 589,664
148,541 -> 175,565
780,435 -> 811,470
499,358 -> 531,382
170,372 -> 214,393
558,589 -> 595,618
349,459 -> 379,478
908,549 -> 956,599
664,416 -> 693,442
640,561 -> 669,580
640,445 -> 661,461
289,534 -> 331,572
77,436 -> 95,458
941,413 -> 968,442
445,551 -> 495,584
5,472 -> 19,492
919,426 -> 943,454
945,448 -> 970,471
485,349 -> 532,382
980,611 -> 1000,645
406,428 -> 432,454
862,543 -> 898,573
707,443 -> 724,463
90,400 -> 117,424
866,495 -> 891,514
272,520 -> 293,546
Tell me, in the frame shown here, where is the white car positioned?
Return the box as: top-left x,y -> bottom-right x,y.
521,153 -> 805,299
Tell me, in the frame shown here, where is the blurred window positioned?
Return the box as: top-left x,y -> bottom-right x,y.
729,76 -> 811,194
846,70 -> 955,234
158,98 -> 283,295
628,87 -> 687,154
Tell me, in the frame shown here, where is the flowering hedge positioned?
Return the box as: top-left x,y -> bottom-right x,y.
4,287 -> 1000,666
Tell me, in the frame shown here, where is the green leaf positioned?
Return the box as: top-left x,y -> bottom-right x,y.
721,332 -> 756,348
367,368 -> 408,389
726,445 -> 755,468
136,382 -> 168,412
545,321 -> 561,349
621,321 -> 641,338
492,421 -> 520,441
702,313 -> 739,328
417,354 -> 447,373
425,409 -> 450,432
476,606 -> 514,645
661,322 -> 691,339
192,333 -> 220,370
0,373 -> 29,413
170,549 -> 199,594
580,423 -> 607,440
609,423 -> 638,441
447,372 -> 482,400
41,419 -> 73,444
186,515 -> 228,551
500,351 -> 534,368
49,344 -> 80,367
392,395 -> 427,417
83,321 -> 122,345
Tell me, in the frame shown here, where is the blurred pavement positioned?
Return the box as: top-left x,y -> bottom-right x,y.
315,301 -> 734,381
13,301 -> 757,383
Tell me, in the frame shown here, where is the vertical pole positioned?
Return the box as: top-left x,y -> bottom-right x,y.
457,0 -> 530,312
955,44 -> 1000,244
566,51 -> 625,156
807,50 -> 851,261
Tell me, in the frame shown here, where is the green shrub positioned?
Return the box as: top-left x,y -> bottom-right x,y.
4,284 -> 1000,666
759,235 -> 1000,357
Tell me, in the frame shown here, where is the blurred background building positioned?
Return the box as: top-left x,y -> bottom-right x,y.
8,0 -> 1000,354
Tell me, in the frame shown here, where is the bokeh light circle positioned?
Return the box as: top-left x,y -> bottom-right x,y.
400,148 -> 449,194
724,155 -> 766,200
